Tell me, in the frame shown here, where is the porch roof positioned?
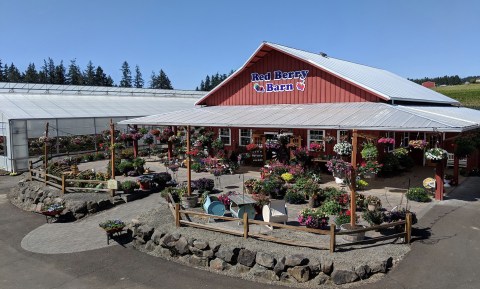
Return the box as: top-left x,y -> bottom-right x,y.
118,102 -> 480,133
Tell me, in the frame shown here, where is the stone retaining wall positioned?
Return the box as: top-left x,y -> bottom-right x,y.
131,223 -> 394,286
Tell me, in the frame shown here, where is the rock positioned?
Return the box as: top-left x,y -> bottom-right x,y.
209,241 -> 221,252
308,259 -> 321,275
331,269 -> 359,285
193,240 -> 209,250
154,247 -> 173,258
255,252 -> 275,269
369,257 -> 393,274
190,247 -> 214,258
174,236 -> 190,255
189,255 -> 209,267
69,201 -> 87,214
273,257 -> 286,275
287,266 -> 311,283
355,265 -> 371,279
321,257 -> 334,275
285,254 -> 309,267
53,197 -> 63,203
145,240 -> 156,251
279,272 -> 295,283
43,197 -> 51,204
215,247 -> 238,264
178,255 -> 191,263
86,202 -> 99,213
97,199 -> 111,210
237,248 -> 256,267
137,225 -> 154,242
249,264 -> 279,281
35,203 -> 43,212
161,233 -> 180,248
151,231 -> 165,245
313,272 -> 330,285
210,258 -> 228,271
232,264 -> 251,274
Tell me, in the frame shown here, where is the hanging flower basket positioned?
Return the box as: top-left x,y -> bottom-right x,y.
409,140 -> 427,150
425,148 -> 447,161
333,142 -> 352,156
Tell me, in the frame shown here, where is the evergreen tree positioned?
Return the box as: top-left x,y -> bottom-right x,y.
23,63 -> 39,83
119,61 -> 132,87
83,61 -> 96,85
0,59 -> 4,82
54,61 -> 66,84
105,75 -> 114,86
158,69 -> 173,89
3,64 -> 8,82
134,65 -> 144,88
41,58 -> 56,84
66,59 -> 83,85
204,75 -> 211,91
7,63 -> 22,82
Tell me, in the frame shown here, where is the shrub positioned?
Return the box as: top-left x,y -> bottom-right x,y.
261,177 -> 285,198
379,154 -> 400,176
117,161 -> 134,175
362,210 -> 384,226
121,180 -> 138,192
356,193 -> 366,210
323,187 -> 344,201
192,178 -> 215,192
406,187 -> 431,202
320,200 -> 342,215
284,187 -> 305,204
191,162 -> 202,173
385,208 -> 418,225
361,142 -> 378,160
365,195 -> 382,207
334,210 -> 352,226
281,172 -> 294,183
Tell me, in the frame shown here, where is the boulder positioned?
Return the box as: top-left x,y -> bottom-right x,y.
151,231 -> 166,245
136,225 -> 154,242
285,254 -> 309,267
321,257 -> 334,275
154,247 -> 173,258
355,264 -> 371,279
189,255 -> 209,267
174,236 -> 190,255
237,248 -> 256,267
287,266 -> 311,283
210,258 -> 228,271
255,252 -> 275,269
308,259 -> 321,275
144,240 -> 156,251
249,264 -> 279,281
161,233 -> 179,248
193,240 -> 209,250
215,247 -> 239,264
313,272 -> 330,285
369,257 -> 393,274
273,257 -> 286,275
86,201 -> 99,214
209,241 -> 221,252
331,269 -> 359,285
232,264 -> 251,274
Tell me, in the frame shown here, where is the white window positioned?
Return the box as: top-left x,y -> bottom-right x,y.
337,130 -> 349,143
239,129 -> 252,146
307,130 -> 325,150
403,132 -> 410,148
219,128 -> 231,146
385,132 -> 395,152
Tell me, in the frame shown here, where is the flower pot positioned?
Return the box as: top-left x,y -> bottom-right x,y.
334,177 -> 344,184
340,224 -> 366,242
139,182 -> 150,191
364,172 -> 376,179
367,204 -> 378,211
181,195 -> 198,209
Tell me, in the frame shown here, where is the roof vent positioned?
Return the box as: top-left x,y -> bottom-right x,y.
319,52 -> 328,58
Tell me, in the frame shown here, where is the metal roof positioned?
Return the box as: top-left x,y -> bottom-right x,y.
196,42 -> 459,105
119,103 -> 480,132
0,84 -> 205,120
0,82 -> 205,98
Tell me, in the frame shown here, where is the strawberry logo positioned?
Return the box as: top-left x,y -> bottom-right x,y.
296,80 -> 305,91
253,83 -> 264,92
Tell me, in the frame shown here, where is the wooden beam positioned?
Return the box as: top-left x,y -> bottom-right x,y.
350,129 -> 358,226
330,224 -> 336,253
110,119 -> 116,197
186,125 -> 191,196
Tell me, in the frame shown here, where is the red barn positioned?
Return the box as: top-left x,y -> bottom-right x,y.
421,81 -> 436,88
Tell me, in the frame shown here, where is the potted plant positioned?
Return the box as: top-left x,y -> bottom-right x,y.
333,141 -> 352,156
326,158 -> 352,182
281,172 -> 294,183
244,178 -> 259,194
42,203 -> 64,216
357,160 -> 383,178
425,148 -> 448,162
338,211 -> 366,241
137,175 -> 152,191
409,139 -> 427,150
298,208 -> 329,229
99,219 -> 125,234
360,142 -> 378,160
406,187 -> 431,202
365,195 -> 382,211
121,180 -> 138,194
362,209 -> 385,226
377,137 -> 395,145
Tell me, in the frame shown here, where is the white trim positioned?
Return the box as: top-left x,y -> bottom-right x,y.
307,129 -> 325,150
337,130 -> 349,143
239,129 -> 252,146
219,128 -> 231,146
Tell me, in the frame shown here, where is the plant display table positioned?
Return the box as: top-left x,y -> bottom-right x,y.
228,194 -> 256,220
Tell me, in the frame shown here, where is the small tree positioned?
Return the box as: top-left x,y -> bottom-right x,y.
134,65 -> 144,88
119,61 -> 132,87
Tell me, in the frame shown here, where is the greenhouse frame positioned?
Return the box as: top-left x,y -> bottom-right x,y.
0,82 -> 205,172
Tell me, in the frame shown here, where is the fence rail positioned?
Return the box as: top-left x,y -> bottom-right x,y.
29,164 -> 109,195
170,200 -> 412,253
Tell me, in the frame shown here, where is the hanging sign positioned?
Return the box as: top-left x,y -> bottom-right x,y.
251,70 -> 309,93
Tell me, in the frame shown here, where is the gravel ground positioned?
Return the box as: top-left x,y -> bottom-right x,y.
135,201 -> 410,288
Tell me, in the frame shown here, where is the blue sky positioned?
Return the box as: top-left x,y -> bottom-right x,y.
1,0 -> 478,89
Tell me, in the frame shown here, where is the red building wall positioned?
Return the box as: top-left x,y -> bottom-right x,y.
199,49 -> 384,106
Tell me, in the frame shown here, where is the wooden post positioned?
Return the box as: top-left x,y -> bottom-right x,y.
175,203 -> 180,227
405,213 -> 412,244
186,125 -> 191,196
435,161 -> 444,200
350,129 -> 358,226
28,161 -> 33,181
262,136 -> 266,163
44,122 -> 49,185
110,119 -> 116,197
167,141 -> 173,160
243,212 -> 249,239
453,151 -> 459,186
330,224 -> 336,253
61,174 -> 66,195
133,124 -> 139,158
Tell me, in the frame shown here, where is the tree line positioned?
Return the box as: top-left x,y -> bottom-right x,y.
0,58 -> 173,89
409,75 -> 480,86
196,70 -> 235,91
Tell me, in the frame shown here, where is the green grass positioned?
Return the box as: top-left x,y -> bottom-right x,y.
434,83 -> 480,107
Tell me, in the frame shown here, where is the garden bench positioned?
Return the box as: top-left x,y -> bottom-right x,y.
202,195 -> 225,222
262,199 -> 288,230
228,194 -> 256,224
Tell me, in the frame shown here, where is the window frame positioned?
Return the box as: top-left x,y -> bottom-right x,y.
307,129 -> 325,151
218,128 -> 231,146
239,129 -> 252,146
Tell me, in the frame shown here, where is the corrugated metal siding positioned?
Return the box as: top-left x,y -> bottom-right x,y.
204,50 -> 382,106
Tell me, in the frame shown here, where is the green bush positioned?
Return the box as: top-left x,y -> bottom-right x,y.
117,161 -> 134,175
362,210 -> 384,226
323,187 -> 344,201
379,154 -> 400,176
334,211 -> 351,226
406,187 -> 431,202
121,180 -> 138,192
284,187 -> 305,204
191,162 -> 202,172
320,200 -> 342,215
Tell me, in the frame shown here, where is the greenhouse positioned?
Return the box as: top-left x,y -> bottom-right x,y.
0,82 -> 205,172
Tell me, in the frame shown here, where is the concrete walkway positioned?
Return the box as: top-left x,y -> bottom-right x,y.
21,193 -> 161,254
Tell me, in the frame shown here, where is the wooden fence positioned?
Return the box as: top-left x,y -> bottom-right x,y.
169,196 -> 412,253
29,167 -> 108,195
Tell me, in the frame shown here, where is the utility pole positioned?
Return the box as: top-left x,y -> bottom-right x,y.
110,119 -> 116,197
44,122 -> 49,185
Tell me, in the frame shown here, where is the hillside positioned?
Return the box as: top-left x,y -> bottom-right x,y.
433,83 -> 480,107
